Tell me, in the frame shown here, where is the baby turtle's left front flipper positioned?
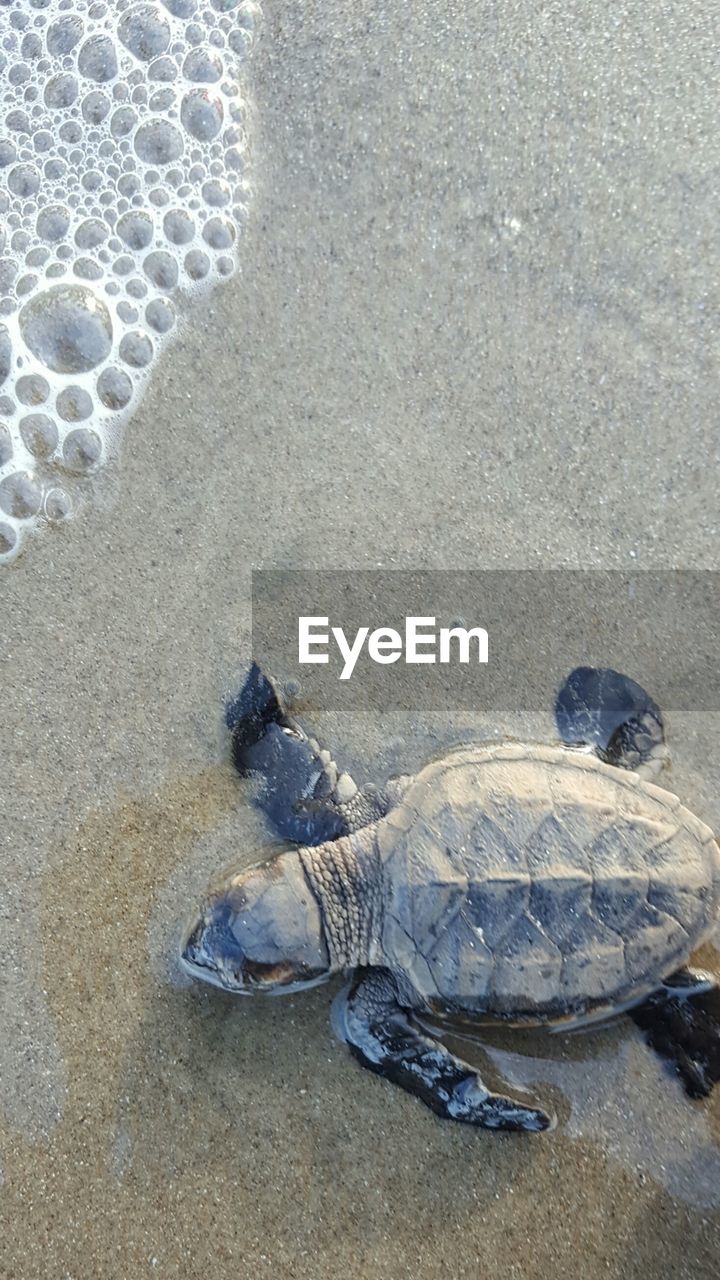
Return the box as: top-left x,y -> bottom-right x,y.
555,666 -> 668,778
336,970 -> 553,1132
630,970 -> 720,1098
227,663 -> 385,844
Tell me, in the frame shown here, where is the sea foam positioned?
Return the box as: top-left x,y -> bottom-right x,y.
0,0 -> 260,561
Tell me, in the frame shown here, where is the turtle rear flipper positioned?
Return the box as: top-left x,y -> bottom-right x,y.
555,666 -> 668,778
227,663 -> 386,844
630,971 -> 720,1098
335,970 -> 553,1132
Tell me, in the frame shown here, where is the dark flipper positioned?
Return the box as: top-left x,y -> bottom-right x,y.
335,970 -> 553,1132
555,666 -> 668,777
630,970 -> 720,1099
227,663 -> 385,844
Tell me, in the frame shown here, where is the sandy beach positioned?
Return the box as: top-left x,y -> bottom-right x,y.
1,2 -> 719,1276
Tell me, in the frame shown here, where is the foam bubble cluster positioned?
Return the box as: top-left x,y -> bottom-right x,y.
0,0 -> 259,561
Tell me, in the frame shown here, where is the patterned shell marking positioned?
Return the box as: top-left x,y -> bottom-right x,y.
378,745 -> 720,1010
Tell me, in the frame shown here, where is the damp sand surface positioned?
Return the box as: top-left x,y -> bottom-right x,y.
1,2 -> 720,1277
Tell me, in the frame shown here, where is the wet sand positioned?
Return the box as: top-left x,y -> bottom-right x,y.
2,2 -> 719,1276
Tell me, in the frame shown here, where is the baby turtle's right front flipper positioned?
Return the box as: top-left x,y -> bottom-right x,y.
336,970 -> 552,1132
555,666 -> 668,778
227,663 -> 385,844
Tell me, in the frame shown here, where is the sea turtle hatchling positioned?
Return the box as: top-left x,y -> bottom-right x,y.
181,664 -> 720,1131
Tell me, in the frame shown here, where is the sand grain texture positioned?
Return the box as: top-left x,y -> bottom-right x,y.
1,2 -> 719,1277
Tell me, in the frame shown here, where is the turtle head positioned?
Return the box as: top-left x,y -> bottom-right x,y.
180,849 -> 331,995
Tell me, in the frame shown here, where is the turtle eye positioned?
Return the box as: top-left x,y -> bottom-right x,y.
243,959 -> 297,987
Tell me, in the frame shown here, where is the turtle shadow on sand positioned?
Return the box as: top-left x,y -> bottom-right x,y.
115,973 -> 581,1240
110,960 -> 720,1269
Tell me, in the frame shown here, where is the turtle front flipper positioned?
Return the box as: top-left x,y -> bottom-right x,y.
629,970 -> 720,1098
227,663 -> 386,844
334,970 -> 553,1132
555,666 -> 668,778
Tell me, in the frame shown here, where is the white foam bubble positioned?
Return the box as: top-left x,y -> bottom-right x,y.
0,0 -> 260,561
